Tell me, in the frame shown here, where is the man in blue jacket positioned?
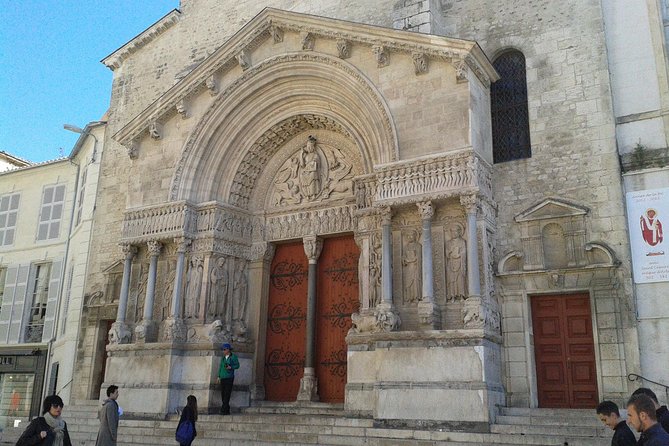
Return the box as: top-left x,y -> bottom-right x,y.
627,394 -> 669,446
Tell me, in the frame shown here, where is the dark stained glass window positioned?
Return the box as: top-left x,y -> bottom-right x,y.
491,50 -> 531,163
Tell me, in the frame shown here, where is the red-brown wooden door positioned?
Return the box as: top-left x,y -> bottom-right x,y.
316,235 -> 360,403
531,293 -> 599,408
264,242 -> 308,401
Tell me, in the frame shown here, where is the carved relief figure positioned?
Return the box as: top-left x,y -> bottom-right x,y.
161,262 -> 176,320
270,136 -> 353,206
446,225 -> 467,300
208,257 -> 229,323
299,135 -> 322,200
231,259 -> 248,341
134,264 -> 148,323
369,234 -> 382,308
402,230 -> 422,304
185,256 -> 204,318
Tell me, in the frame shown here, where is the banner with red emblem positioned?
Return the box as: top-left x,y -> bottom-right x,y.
626,187 -> 668,283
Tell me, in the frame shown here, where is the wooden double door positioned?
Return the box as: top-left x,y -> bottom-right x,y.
264,235 -> 359,403
531,293 -> 599,408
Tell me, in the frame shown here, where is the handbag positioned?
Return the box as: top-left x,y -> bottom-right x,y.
175,419 -> 195,444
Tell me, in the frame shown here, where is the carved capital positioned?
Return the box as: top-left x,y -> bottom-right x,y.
269,25 -> 284,43
148,121 -> 162,140
417,201 -> 434,221
460,194 -> 479,215
176,99 -> 188,119
301,32 -> 315,51
379,206 -> 393,226
250,242 -> 276,263
336,39 -> 351,59
121,244 -> 138,261
412,52 -> 428,75
174,237 -> 192,254
205,75 -> 218,96
372,45 -> 389,68
303,236 -> 323,263
236,50 -> 250,71
135,319 -> 159,343
147,240 -> 163,257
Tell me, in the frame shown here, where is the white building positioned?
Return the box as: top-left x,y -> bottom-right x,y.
0,121 -> 105,425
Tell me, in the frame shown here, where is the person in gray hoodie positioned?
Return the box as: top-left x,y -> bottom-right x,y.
95,385 -> 119,446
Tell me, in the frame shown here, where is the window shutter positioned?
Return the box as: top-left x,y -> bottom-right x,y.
0,266 -> 18,342
8,265 -> 31,343
41,260 -> 62,342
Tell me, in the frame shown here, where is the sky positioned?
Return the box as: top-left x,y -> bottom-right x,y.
0,1 -> 179,163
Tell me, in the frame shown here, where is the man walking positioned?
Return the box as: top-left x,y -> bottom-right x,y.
96,385 -> 120,446
596,400 -> 636,446
627,393 -> 669,445
633,388 -> 669,434
217,343 -> 239,415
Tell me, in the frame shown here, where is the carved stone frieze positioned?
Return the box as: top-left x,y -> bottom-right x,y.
265,205 -> 354,241
454,60 -> 468,83
336,39 -> 351,59
375,153 -> 492,207
121,201 -> 198,244
371,45 -> 389,67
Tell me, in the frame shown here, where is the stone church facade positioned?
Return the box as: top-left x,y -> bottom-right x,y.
70,0 -> 664,427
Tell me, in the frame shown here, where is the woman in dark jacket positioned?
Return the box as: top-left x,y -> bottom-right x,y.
176,395 -> 198,446
16,395 -> 72,446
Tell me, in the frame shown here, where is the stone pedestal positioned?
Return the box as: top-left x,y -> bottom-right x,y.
296,367 -> 319,402
345,330 -> 504,429
103,343 -> 252,415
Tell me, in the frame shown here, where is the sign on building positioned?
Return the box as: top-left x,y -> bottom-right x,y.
626,187 -> 668,283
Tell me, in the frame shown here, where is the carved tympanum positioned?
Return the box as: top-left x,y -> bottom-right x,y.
271,136 -> 353,206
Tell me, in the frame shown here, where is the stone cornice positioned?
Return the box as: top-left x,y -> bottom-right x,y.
112,8 -> 498,151
101,9 -> 182,71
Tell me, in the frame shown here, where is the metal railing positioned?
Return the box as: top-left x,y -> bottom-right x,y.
628,373 -> 669,403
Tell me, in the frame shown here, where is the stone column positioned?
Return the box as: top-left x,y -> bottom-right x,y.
461,195 -> 483,328
376,207 -> 400,331
108,244 -> 137,344
136,240 -> 162,342
162,237 -> 191,342
250,242 -> 275,401
416,201 -> 438,328
297,235 -> 323,402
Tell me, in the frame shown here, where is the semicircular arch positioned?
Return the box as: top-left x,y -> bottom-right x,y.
170,52 -> 399,205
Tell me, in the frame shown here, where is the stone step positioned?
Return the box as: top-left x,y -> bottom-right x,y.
491,422 -> 607,437
495,414 -> 603,427
499,407 -> 596,418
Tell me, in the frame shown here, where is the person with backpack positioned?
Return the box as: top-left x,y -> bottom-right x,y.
175,395 -> 198,446
15,395 -> 72,446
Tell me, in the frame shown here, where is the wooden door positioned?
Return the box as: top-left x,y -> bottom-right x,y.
316,236 -> 360,403
264,242 -> 308,401
531,293 -> 599,408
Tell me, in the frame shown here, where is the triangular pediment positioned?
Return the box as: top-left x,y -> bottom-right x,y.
102,260 -> 124,275
112,7 -> 498,151
515,198 -> 589,222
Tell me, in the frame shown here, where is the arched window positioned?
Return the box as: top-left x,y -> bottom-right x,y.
491,50 -> 531,163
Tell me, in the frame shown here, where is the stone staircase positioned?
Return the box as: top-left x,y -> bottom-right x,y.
1,402 -> 616,446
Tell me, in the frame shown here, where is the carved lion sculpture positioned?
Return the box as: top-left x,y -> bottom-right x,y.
207,319 -> 229,344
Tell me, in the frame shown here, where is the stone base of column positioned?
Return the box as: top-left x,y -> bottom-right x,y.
135,319 -> 159,343
250,384 -> 266,402
108,321 -> 132,345
417,300 -> 440,329
297,367 -> 319,402
161,318 -> 187,343
375,302 -> 401,332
